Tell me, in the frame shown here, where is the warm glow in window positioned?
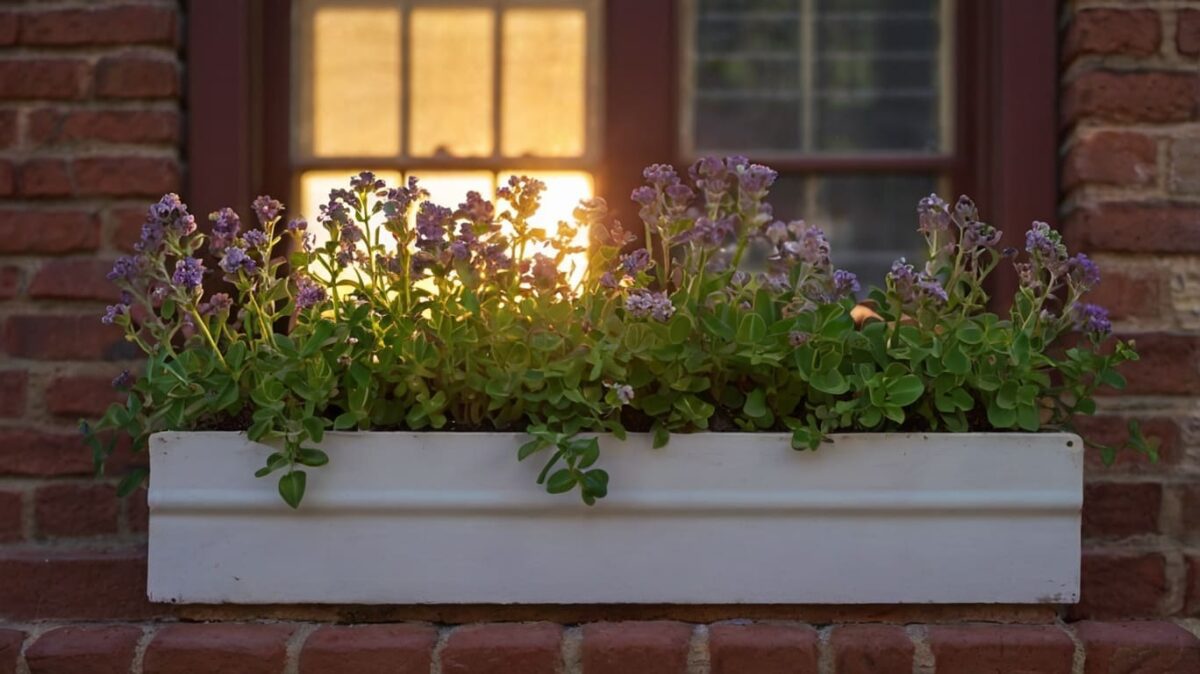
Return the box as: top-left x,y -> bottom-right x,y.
295,0 -> 597,274
410,8 -> 495,158
501,9 -> 587,157
310,7 -> 400,157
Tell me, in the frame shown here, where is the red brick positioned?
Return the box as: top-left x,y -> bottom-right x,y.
1064,132 -> 1157,190
0,548 -> 161,620
3,314 -> 135,361
0,13 -> 15,46
0,60 -> 88,100
1064,71 -> 1198,125
0,110 -> 15,149
1111,333 -> 1200,396
0,160 -> 12,196
30,108 -> 181,147
928,625 -> 1074,674
20,6 -> 175,46
144,624 -> 295,674
709,623 -> 817,674
1065,9 -> 1161,61
29,259 -> 119,302
829,624 -> 914,674
0,210 -> 100,254
0,629 -> 25,674
0,370 -> 26,418
26,625 -> 142,674
94,56 -> 178,99
1076,621 -> 1200,674
1066,203 -> 1200,254
0,490 -> 21,543
1182,485 -> 1200,542
1179,9 -> 1200,57
44,374 -> 124,418
0,428 -> 94,477
112,206 -> 151,251
1078,416 -> 1182,473
1071,550 -> 1168,619
1083,482 -> 1161,539
1189,555 -> 1200,614
1087,267 -> 1165,321
440,623 -> 561,674
581,621 -> 692,674
127,486 -> 148,533
299,624 -> 436,674
74,157 -> 180,197
0,266 -> 17,300
34,482 -> 118,538
16,159 -> 72,198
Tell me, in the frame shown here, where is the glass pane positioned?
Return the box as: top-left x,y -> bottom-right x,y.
501,8 -> 587,158
410,171 -> 495,210
498,170 -> 594,282
410,8 -> 494,158
309,5 -> 401,157
689,0 -> 948,155
769,173 -> 937,284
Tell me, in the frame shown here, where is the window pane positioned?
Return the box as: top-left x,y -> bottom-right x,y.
501,8 -> 587,158
413,171 -> 495,209
688,0 -> 949,155
770,173 -> 936,283
410,8 -> 494,158
308,5 -> 401,157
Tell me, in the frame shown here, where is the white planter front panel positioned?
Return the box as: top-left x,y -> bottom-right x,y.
147,432 -> 1082,604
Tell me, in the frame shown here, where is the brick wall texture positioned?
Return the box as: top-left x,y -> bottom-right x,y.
0,0 -> 1197,671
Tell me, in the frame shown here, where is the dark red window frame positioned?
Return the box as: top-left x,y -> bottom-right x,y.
188,0 -> 1056,300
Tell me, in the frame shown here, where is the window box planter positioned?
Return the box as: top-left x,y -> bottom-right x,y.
147,430 -> 1082,605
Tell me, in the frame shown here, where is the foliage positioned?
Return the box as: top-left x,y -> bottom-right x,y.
84,158 -> 1154,508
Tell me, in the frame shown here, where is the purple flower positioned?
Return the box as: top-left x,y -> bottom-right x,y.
219,246 -> 256,275
917,194 -> 951,234
294,277 -> 327,310
789,331 -> 811,347
111,370 -> 135,390
737,164 -> 777,196
136,220 -> 164,252
449,240 -> 470,261
1072,302 -> 1112,336
107,255 -> 142,283
1025,221 -> 1067,271
252,195 -> 283,225
286,217 -> 307,233
620,248 -> 652,276
888,258 -> 947,305
630,186 -> 656,206
1068,253 -> 1101,289
208,208 -> 241,250
151,193 -> 195,235
625,289 -> 675,322
350,171 -> 385,193
611,384 -> 634,404
962,219 -> 1002,250
530,254 -> 558,287
642,163 -> 678,188
415,202 -> 451,249
599,271 -> 619,289
665,183 -> 694,206
101,303 -> 126,325
833,269 -> 860,297
458,191 -> 495,225
200,292 -> 233,316
339,223 -> 363,244
242,229 -> 268,248
171,257 -> 205,291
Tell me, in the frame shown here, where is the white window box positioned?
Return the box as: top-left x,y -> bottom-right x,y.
147,431 -> 1081,605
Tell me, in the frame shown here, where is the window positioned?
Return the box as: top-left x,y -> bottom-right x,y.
681,0 -> 955,281
291,0 -> 601,246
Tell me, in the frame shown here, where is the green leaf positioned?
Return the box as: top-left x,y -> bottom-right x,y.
652,425 -> 670,449
667,314 -> 693,344
518,438 -> 546,461
743,388 -> 768,418
944,346 -> 969,376
810,369 -> 848,395
301,416 -> 325,443
987,403 -> 1017,428
332,411 -> 359,430
278,470 -> 307,509
296,447 -> 329,467
1016,404 -> 1040,431
996,380 -> 1019,410
116,468 -> 148,498
254,452 -> 288,478
736,313 -> 767,344
957,324 -> 984,344
546,468 -> 576,494
886,374 -> 924,407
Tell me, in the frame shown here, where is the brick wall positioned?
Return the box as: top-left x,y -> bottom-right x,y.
1063,0 -> 1200,623
0,1 -> 1198,672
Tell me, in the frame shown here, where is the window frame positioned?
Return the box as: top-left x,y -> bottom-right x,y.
189,0 -> 1056,301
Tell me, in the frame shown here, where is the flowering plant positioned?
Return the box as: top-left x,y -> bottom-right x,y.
85,158 -> 1153,508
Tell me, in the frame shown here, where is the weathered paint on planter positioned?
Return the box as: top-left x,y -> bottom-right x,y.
147,431 -> 1082,605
